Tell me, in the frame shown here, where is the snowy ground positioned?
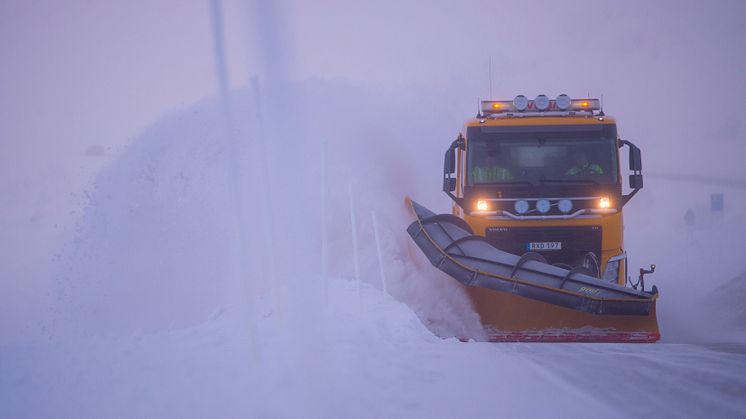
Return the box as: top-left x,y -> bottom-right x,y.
3,279 -> 745,419
2,85 -> 746,418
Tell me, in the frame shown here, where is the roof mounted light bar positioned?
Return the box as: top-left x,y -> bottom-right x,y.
481,94 -> 601,116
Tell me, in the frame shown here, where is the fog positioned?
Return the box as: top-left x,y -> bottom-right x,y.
2,1 -> 746,417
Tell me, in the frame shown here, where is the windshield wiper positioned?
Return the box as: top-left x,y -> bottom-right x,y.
539,178 -> 600,185
479,181 -> 535,187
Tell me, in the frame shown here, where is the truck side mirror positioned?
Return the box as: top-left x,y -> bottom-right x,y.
620,139 -> 644,206
629,144 -> 642,171
443,177 -> 457,192
629,174 -> 643,189
444,145 -> 456,174
443,135 -> 464,200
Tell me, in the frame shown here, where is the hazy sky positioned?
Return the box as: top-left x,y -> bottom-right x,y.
2,0 -> 744,192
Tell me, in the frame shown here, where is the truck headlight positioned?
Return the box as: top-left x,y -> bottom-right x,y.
476,200 -> 489,211
602,259 -> 621,282
598,197 -> 611,209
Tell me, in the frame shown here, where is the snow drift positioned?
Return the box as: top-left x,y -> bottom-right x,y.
50,80 -> 482,340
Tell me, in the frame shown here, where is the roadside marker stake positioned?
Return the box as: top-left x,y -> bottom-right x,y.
371,210 -> 388,294
348,183 -> 362,310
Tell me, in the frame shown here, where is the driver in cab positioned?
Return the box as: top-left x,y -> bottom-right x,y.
472,146 -> 513,183
566,150 -> 603,176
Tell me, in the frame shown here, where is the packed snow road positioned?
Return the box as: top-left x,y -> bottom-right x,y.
2,279 -> 745,419
518,342 -> 746,418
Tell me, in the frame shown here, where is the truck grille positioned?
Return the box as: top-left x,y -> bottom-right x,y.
485,226 -> 602,268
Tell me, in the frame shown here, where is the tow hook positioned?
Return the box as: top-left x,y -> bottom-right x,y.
639,264 -> 656,292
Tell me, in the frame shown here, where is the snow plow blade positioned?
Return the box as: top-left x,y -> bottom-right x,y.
406,198 -> 660,342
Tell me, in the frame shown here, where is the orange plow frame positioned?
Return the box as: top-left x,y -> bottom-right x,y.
406,197 -> 660,343
465,286 -> 659,342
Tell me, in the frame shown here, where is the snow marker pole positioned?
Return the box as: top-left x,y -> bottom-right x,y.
321,141 -> 329,305
211,0 -> 261,367
348,182 -> 362,310
209,0 -> 233,131
371,210 -> 388,294
251,77 -> 282,327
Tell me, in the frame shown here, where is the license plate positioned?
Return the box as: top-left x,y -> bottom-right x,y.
527,241 -> 562,251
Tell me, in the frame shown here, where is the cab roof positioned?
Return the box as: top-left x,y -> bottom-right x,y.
469,95 -> 616,128
464,114 -> 617,128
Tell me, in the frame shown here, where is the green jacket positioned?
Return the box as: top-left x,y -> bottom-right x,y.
472,166 -> 513,183
565,163 -> 603,176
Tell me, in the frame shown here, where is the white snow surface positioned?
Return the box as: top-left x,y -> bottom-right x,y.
3,281 -> 745,419
3,84 -> 746,418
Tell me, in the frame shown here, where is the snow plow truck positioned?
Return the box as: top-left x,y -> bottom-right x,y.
407,94 -> 660,342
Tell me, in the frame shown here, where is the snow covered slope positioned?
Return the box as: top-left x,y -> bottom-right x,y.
46,81 -> 481,340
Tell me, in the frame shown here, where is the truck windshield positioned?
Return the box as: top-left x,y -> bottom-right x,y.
467,124 -> 618,186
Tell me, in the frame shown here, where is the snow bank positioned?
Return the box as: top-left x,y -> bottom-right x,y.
50,80 -> 481,341
4,83 -> 489,419
1,277 -> 432,419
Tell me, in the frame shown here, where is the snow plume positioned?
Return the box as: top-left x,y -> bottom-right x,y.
50,80 -> 482,340
52,98 -> 242,335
